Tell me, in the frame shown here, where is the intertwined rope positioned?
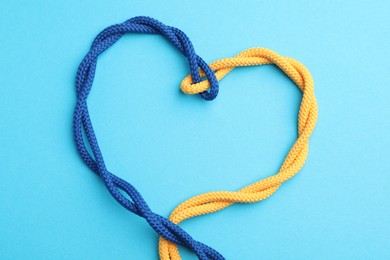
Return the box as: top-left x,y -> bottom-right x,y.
73,16 -> 223,260
158,48 -> 318,259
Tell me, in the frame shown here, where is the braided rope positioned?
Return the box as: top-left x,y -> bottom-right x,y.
73,16 -> 223,259
158,48 -> 318,259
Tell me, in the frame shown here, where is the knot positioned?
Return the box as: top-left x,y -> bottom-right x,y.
73,16 -> 224,259
159,48 -> 318,259
124,16 -> 220,100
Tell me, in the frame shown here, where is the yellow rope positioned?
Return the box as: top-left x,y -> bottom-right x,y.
158,48 -> 318,259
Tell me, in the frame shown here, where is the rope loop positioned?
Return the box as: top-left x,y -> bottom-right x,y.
77,16 -> 219,101
73,16 -> 223,260
159,48 -> 318,260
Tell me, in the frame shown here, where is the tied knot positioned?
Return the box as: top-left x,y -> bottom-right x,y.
125,16 -> 219,100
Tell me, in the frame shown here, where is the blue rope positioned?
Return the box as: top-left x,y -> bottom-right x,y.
73,16 -> 223,259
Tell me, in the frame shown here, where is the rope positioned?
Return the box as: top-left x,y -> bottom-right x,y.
158,48 -> 318,260
73,16 -> 223,260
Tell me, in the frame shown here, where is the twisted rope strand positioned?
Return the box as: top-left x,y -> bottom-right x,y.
73,16 -> 224,259
158,48 -> 318,260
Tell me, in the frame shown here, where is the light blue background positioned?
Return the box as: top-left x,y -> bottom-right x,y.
1,1 -> 389,259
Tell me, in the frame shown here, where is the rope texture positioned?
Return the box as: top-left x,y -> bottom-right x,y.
73,16 -> 223,260
158,48 -> 318,260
